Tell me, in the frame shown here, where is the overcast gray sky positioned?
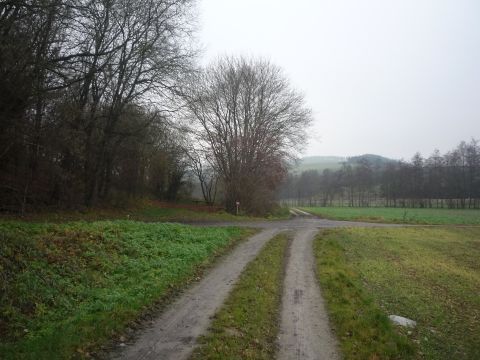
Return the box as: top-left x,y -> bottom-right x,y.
199,0 -> 480,160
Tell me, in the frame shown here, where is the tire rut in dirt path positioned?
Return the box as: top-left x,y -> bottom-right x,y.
110,228 -> 279,360
278,228 -> 340,360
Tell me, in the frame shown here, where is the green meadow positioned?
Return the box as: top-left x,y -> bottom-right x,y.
302,206 -> 480,225
0,220 -> 253,359
315,227 -> 480,359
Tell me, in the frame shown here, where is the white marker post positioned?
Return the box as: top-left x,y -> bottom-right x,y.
236,201 -> 240,216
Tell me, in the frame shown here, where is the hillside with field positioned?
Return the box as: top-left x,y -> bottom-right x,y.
291,154 -> 394,174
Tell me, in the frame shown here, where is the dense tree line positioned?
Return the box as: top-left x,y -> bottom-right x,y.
280,139 -> 480,209
1,3 -> 310,215
0,0 -> 196,212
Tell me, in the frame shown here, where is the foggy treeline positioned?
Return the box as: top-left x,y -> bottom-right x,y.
280,139 -> 480,209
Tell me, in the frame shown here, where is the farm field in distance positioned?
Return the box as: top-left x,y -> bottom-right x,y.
0,220 -> 254,359
301,206 -> 480,225
315,227 -> 480,359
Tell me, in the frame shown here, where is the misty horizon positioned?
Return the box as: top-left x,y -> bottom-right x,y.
199,0 -> 480,159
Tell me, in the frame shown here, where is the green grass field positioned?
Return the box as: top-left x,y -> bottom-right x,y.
301,206 -> 480,225
315,227 -> 480,359
0,220 -> 254,359
192,233 -> 289,360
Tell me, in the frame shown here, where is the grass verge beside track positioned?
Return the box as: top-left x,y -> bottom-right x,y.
0,220 -> 254,359
314,227 -> 480,359
1,200 -> 290,223
191,233 -> 290,360
301,206 -> 480,225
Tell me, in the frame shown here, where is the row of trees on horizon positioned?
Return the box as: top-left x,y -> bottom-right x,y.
0,1 -> 310,215
280,139 -> 480,209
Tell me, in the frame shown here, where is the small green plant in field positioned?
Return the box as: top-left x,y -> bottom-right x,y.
301,206 -> 480,225
192,233 -> 289,360
315,227 -> 480,359
0,220 -> 254,359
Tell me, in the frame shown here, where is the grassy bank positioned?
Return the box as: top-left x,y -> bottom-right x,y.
1,200 -> 290,224
192,233 -> 289,359
301,206 -> 480,225
315,227 -> 480,359
0,220 -> 254,359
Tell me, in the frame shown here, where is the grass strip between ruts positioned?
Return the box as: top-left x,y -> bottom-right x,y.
191,233 -> 290,360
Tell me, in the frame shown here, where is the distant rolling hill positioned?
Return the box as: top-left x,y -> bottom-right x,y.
347,154 -> 395,167
292,156 -> 345,173
292,154 -> 394,173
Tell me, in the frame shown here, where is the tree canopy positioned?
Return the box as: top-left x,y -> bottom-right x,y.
185,56 -> 312,214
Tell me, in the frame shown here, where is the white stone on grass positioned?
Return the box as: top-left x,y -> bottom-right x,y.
388,315 -> 417,328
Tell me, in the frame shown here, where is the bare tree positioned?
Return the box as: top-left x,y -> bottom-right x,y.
185,145 -> 219,205
185,56 -> 312,214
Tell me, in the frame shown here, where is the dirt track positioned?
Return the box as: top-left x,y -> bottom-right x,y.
111,229 -> 278,360
111,211 -> 398,360
278,228 -> 339,360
